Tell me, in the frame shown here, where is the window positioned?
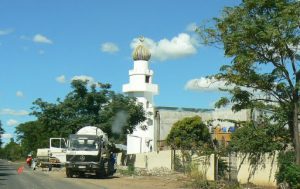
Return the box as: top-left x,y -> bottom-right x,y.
145,75 -> 150,83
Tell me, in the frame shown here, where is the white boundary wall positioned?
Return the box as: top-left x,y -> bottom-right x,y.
236,153 -> 278,187
117,150 -> 173,170
117,150 -> 278,187
117,150 -> 215,179
139,150 -> 172,170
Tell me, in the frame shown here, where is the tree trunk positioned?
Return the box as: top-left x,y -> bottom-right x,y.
293,99 -> 300,165
294,70 -> 300,165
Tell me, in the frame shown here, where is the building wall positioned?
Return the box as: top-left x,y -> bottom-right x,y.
212,109 -> 250,121
155,107 -> 251,142
155,107 -> 213,141
128,106 -> 252,154
211,109 -> 250,128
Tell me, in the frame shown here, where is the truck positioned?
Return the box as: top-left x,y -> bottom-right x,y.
65,126 -> 116,178
36,138 -> 67,168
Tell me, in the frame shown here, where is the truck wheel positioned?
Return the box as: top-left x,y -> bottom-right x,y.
66,168 -> 73,178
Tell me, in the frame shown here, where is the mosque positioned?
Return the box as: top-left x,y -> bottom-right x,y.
123,38 -> 251,154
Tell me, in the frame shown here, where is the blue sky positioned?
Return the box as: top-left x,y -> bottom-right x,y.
0,0 -> 240,144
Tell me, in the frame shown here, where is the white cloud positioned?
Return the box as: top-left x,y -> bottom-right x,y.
130,33 -> 198,61
101,42 -> 119,53
16,91 -> 24,97
56,75 -> 66,84
185,77 -> 269,100
0,133 -> 13,139
186,22 -> 198,32
33,34 -> 53,44
71,75 -> 96,86
6,119 -> 19,126
0,29 -> 13,36
185,77 -> 234,91
0,108 -> 29,116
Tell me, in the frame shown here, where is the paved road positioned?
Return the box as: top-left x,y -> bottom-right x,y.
0,159 -> 107,189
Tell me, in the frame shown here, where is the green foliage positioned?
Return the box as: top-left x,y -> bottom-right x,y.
230,121 -> 288,153
118,164 -> 136,176
197,0 -> 300,163
188,172 -> 216,189
186,166 -> 242,189
276,151 -> 300,189
99,93 -> 146,143
214,97 -> 230,109
166,116 -> 212,152
15,121 -> 49,155
15,80 -> 146,154
229,120 -> 289,164
174,153 -> 185,172
0,139 -> 23,161
218,159 -> 229,178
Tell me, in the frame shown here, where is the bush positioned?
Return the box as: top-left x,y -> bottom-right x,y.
185,160 -> 242,189
218,158 -> 229,179
186,165 -> 215,189
276,151 -> 300,189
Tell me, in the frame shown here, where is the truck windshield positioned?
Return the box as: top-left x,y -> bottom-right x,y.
69,136 -> 98,151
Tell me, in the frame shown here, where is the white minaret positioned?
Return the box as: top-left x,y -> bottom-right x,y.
123,37 -> 159,154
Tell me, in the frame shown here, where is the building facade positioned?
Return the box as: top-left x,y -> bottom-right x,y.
123,38 -> 252,154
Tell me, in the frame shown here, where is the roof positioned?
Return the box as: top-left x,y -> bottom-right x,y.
155,106 -> 214,113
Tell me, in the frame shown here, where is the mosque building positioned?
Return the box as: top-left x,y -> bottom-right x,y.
123,38 -> 251,154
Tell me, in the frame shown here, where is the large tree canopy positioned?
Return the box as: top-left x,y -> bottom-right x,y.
198,0 -> 300,164
16,80 -> 146,153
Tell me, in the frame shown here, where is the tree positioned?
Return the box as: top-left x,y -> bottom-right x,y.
2,138 -> 23,161
166,116 -> 212,152
16,80 -> 145,151
229,120 -> 290,164
166,116 -> 214,174
198,0 -> 300,164
15,121 -> 49,155
0,120 -> 4,148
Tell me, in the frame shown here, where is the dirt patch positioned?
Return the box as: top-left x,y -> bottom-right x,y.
37,167 -> 189,189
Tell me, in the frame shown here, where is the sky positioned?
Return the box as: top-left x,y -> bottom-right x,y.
0,0 -> 240,144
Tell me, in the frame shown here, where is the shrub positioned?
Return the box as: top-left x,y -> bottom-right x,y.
276,151 -> 300,189
218,158 -> 229,179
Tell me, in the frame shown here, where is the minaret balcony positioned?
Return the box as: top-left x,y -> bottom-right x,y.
129,69 -> 153,76
122,83 -> 158,94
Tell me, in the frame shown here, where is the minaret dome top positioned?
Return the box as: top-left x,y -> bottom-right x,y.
132,37 -> 151,61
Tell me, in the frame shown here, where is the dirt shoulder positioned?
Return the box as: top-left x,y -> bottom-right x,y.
37,168 -> 189,189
